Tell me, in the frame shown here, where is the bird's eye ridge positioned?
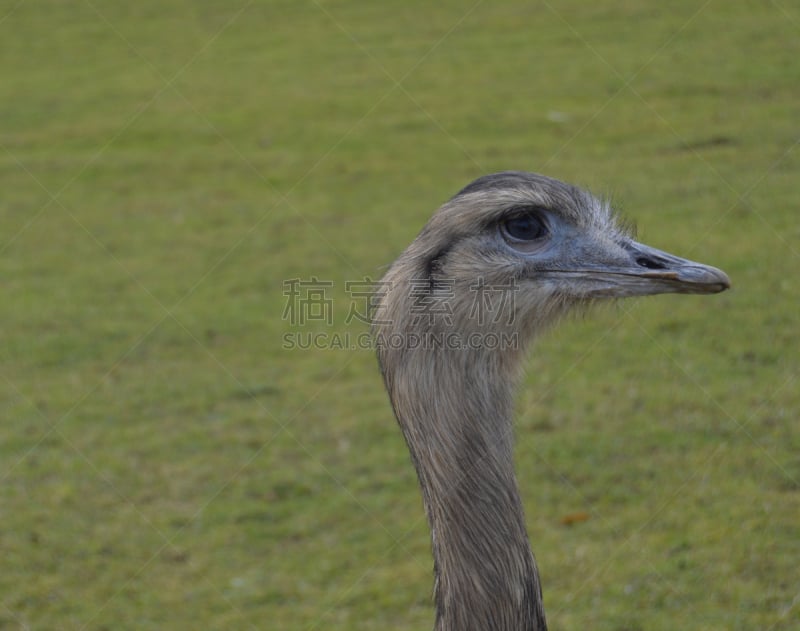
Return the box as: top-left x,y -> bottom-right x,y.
503,214 -> 547,241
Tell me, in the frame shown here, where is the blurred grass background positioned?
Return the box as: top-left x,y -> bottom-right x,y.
1,1 -> 798,629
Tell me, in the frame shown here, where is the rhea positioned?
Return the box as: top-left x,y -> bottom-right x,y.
373,172 -> 729,631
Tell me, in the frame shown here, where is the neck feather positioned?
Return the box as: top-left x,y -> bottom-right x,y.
380,347 -> 548,631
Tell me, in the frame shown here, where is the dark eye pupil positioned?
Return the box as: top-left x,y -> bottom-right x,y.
505,215 -> 545,241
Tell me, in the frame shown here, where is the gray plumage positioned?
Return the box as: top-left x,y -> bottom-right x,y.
373,171 -> 729,631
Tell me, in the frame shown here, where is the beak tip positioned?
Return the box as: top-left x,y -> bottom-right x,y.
700,266 -> 731,294
639,265 -> 730,294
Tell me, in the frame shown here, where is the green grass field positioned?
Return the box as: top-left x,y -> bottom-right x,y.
1,1 -> 798,629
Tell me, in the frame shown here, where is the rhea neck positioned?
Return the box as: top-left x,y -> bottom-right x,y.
379,341 -> 548,631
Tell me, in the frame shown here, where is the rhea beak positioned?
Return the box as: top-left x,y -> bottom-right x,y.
555,239 -> 731,298
622,240 -> 731,294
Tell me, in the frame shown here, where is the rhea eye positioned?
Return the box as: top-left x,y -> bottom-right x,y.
502,214 -> 547,242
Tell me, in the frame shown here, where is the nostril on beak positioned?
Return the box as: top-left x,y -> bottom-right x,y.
636,257 -> 667,270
